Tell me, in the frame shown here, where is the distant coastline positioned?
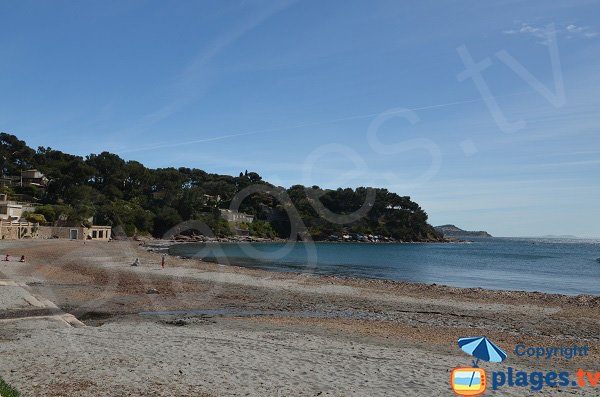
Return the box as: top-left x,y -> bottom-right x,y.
434,224 -> 492,238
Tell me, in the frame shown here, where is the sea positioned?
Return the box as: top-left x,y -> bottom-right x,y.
168,237 -> 600,296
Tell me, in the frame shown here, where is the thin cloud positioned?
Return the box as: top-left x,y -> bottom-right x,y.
565,24 -> 599,38
503,22 -> 598,44
536,159 -> 600,167
116,91 -> 532,155
118,131 -> 261,154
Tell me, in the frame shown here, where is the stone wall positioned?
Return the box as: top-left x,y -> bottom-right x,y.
0,224 -> 112,240
36,226 -> 85,240
0,223 -> 37,240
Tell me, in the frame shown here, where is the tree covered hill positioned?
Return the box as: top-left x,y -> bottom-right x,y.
0,133 -> 442,241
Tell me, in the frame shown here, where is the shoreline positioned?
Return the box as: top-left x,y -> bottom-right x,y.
2,238 -> 596,310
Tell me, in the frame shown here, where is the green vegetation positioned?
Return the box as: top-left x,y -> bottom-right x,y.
247,220 -> 278,239
0,376 -> 20,397
23,212 -> 48,225
0,133 -> 442,241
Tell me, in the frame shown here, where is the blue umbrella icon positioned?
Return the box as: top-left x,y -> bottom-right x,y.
458,336 -> 507,387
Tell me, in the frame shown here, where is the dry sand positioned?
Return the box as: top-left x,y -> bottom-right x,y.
0,239 -> 598,396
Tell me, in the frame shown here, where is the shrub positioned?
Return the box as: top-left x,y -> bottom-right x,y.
25,212 -> 47,225
0,376 -> 20,397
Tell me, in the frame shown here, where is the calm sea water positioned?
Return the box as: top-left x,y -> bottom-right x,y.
169,238 -> 600,296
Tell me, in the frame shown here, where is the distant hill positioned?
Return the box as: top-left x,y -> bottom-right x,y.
434,224 -> 492,238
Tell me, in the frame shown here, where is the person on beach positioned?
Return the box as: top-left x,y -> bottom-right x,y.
4,254 -> 9,261
131,257 -> 139,267
161,255 -> 165,269
19,255 -> 25,262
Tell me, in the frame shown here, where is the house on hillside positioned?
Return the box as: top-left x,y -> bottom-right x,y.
219,209 -> 254,224
203,194 -> 221,206
21,169 -> 49,187
0,176 -> 13,187
151,190 -> 167,199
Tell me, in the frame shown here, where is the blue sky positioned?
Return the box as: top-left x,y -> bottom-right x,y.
1,0 -> 599,237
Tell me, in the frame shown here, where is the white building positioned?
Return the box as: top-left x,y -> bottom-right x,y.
0,194 -> 23,222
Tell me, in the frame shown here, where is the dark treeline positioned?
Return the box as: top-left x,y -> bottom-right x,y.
0,133 -> 441,241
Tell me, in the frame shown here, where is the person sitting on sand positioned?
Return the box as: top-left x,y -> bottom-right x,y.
4,254 -> 9,261
19,255 -> 25,262
131,257 -> 140,267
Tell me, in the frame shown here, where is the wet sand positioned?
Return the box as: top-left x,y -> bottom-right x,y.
0,239 -> 598,396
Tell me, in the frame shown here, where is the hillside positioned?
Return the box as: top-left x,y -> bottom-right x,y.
434,224 -> 492,238
0,133 -> 442,242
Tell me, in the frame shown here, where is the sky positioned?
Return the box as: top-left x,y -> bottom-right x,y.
0,0 -> 599,237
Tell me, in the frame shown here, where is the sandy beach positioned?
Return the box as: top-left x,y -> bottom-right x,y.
0,239 -> 598,396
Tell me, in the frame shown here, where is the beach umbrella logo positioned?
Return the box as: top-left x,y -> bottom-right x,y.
450,336 -> 507,396
458,336 -> 507,367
